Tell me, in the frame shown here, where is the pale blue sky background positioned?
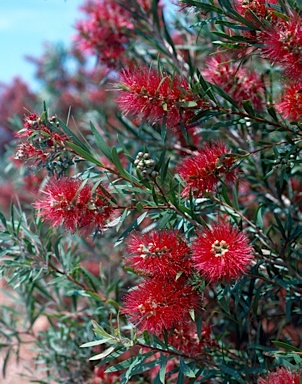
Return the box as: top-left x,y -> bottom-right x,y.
0,0 -> 84,88
0,1 -> 176,90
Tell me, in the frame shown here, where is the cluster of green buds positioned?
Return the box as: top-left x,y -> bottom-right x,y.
272,154 -> 296,170
134,152 -> 158,179
46,156 -> 75,175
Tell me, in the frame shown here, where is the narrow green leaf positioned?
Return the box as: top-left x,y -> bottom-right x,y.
218,364 -> 245,383
191,16 -> 222,28
159,353 -> 167,383
111,147 -> 131,180
89,346 -> 115,361
267,106 -> 279,122
90,121 -> 112,161
81,339 -> 113,348
154,148 -> 166,172
67,141 -> 103,166
0,212 -> 7,228
117,134 -> 133,159
97,347 -> 128,367
272,341 -> 302,352
122,357 -> 161,379
179,358 -> 195,378
92,320 -> 112,339
273,213 -> 286,239
2,347 -> 11,378
161,119 -> 167,142
162,13 -> 177,59
176,371 -> 185,384
212,31 -> 252,42
211,83 -> 239,109
105,356 -> 139,373
184,0 -> 224,14
221,185 -> 232,206
247,344 -> 277,352
242,99 -> 256,117
58,118 -> 88,151
105,299 -> 120,310
10,202 -> 15,233
152,185 -> 159,205
114,212 -> 148,246
160,158 -> 170,185
151,0 -> 161,31
255,206 -> 264,230
196,69 -> 216,102
143,330 -> 150,346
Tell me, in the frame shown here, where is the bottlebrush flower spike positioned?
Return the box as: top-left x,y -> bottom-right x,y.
261,14 -> 302,80
122,278 -> 201,335
191,222 -> 253,283
125,230 -> 192,278
116,67 -> 208,129
15,143 -> 48,165
178,141 -> 237,197
74,0 -> 132,67
17,113 -> 43,137
202,54 -> 264,109
19,114 -> 67,142
234,0 -> 278,24
257,367 -> 300,384
275,81 -> 302,121
34,177 -> 113,235
168,321 -> 215,358
74,0 -> 152,68
15,114 -> 69,169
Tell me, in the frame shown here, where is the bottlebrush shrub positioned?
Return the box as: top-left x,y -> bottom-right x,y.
0,0 -> 302,383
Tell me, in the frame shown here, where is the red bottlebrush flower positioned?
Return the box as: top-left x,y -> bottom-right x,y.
74,0 -> 131,65
202,54 -> 264,109
261,15 -> 302,80
178,141 -> 237,197
23,113 -> 42,130
191,222 -> 253,282
34,177 -> 113,235
15,113 -> 70,169
18,113 -> 52,138
257,367 -> 300,384
116,67 -> 208,129
168,321 -> 215,358
15,143 -> 48,165
125,230 -> 192,278
122,278 -> 201,335
74,0 -> 152,68
275,81 -> 302,121
234,0 -> 278,24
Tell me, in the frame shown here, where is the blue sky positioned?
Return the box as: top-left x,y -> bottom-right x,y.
0,0 -> 84,88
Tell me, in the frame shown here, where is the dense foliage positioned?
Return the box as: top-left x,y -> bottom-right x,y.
0,0 -> 301,383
